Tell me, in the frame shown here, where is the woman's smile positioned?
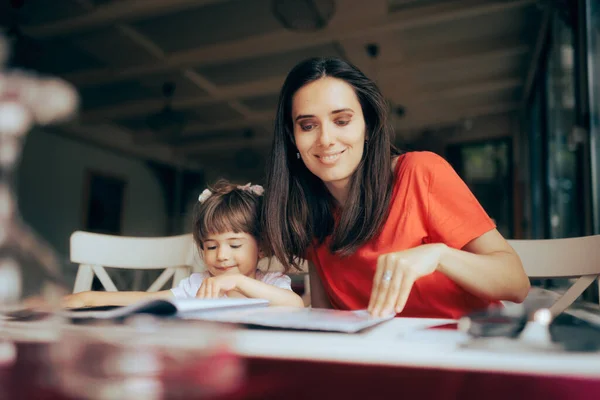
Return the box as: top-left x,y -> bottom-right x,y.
315,148 -> 347,165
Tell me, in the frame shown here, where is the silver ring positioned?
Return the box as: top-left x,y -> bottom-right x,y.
382,270 -> 393,282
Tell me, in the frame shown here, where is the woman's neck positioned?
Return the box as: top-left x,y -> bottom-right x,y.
324,179 -> 350,206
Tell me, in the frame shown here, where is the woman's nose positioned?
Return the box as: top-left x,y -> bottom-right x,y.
318,124 -> 335,147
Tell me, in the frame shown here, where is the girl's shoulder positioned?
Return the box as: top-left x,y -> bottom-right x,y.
186,271 -> 212,285
171,271 -> 211,298
256,271 -> 292,289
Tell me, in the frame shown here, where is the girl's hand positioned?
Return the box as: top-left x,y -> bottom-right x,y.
196,275 -> 241,299
368,243 -> 447,317
62,292 -> 90,309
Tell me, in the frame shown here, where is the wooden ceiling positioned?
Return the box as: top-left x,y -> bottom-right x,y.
1,0 -> 542,170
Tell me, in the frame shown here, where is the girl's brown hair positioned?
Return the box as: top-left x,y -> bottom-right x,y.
193,180 -> 263,250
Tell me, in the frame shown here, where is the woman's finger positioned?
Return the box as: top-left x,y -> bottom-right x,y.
371,256 -> 397,316
368,255 -> 386,312
395,271 -> 416,314
380,268 -> 404,316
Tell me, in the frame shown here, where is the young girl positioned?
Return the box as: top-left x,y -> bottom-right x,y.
63,180 -> 304,308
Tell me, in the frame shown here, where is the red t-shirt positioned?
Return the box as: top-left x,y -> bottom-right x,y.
308,151 -> 497,319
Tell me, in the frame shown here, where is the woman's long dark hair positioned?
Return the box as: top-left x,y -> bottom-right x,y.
263,57 -> 400,271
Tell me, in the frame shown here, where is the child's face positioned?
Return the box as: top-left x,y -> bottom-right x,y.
201,231 -> 261,278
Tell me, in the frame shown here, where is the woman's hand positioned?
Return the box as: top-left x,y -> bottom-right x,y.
368,243 -> 447,317
196,275 -> 241,299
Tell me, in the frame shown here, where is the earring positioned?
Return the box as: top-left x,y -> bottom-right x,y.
297,152 -> 300,159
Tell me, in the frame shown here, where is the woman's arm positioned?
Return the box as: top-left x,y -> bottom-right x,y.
369,229 -> 530,316
308,261 -> 332,309
63,290 -> 173,308
438,229 -> 530,302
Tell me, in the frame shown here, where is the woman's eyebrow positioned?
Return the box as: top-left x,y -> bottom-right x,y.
331,108 -> 354,115
294,108 -> 354,122
295,114 -> 315,122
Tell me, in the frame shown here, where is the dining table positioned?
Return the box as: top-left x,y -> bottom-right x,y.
2,316 -> 600,399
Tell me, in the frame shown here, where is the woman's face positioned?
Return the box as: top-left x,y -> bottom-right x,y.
291,77 -> 366,197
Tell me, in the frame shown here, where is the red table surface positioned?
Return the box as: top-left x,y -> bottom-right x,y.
2,342 -> 600,400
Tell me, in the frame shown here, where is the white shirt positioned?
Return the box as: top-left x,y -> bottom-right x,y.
171,271 -> 293,299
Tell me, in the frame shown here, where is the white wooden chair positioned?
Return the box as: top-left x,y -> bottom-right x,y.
70,231 -> 198,293
508,235 -> 600,316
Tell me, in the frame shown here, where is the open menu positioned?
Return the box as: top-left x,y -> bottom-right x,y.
62,297 -> 269,320
182,307 -> 395,333
62,298 -> 393,333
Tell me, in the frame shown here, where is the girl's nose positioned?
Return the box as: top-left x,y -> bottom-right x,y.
217,246 -> 230,261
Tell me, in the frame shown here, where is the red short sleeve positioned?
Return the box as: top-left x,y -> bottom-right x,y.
425,153 -> 496,249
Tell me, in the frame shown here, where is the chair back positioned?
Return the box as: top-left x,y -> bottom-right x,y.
70,231 -> 196,293
508,235 -> 600,315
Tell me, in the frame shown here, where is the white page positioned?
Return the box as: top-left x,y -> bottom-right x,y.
172,298 -> 269,313
182,307 -> 395,333
62,297 -> 269,320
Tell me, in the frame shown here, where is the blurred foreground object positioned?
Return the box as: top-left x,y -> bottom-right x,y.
0,33 -> 78,364
52,316 -> 243,399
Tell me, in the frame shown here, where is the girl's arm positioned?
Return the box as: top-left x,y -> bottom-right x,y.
234,275 -> 304,307
308,261 -> 332,309
63,290 -> 173,308
196,274 -> 304,307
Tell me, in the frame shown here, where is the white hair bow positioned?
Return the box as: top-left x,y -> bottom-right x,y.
198,189 -> 212,203
237,183 -> 264,196
197,183 -> 264,204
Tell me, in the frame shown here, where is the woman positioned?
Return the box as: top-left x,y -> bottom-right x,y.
263,57 -> 530,319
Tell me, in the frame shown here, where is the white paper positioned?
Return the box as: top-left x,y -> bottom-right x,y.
183,307 -> 394,333
62,297 -> 269,320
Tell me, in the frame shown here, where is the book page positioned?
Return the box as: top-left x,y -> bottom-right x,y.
62,297 -> 270,320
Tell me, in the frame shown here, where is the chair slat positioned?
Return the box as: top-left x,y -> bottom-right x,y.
72,264 -> 94,294
70,231 -> 197,294
91,265 -> 119,292
147,268 -> 176,292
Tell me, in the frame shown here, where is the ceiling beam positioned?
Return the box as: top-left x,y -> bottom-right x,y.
398,44 -> 528,71
416,78 -> 521,102
82,75 -> 285,121
175,136 -> 273,155
181,77 -> 519,136
65,0 -> 535,86
24,0 -> 228,38
82,43 -> 526,122
56,122 -> 203,169
396,102 -> 520,133
182,111 -> 275,135
68,0 -> 257,132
